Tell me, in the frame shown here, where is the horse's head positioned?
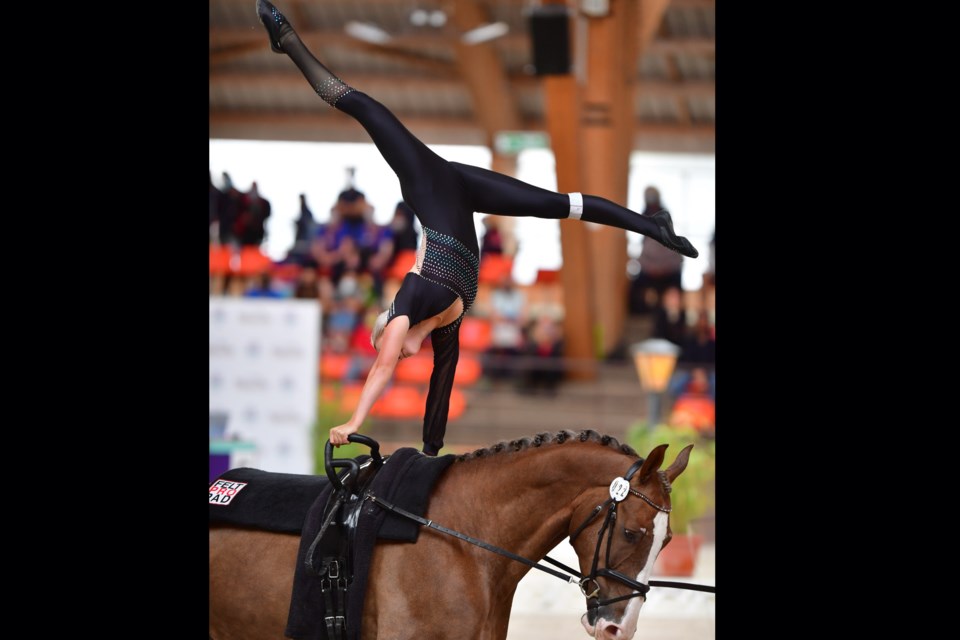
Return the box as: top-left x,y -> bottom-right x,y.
570,443 -> 693,640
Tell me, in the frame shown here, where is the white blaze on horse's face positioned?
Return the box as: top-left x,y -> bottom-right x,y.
621,512 -> 669,626
587,511 -> 669,640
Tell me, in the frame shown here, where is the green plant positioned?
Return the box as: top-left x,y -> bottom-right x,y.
625,422 -> 715,534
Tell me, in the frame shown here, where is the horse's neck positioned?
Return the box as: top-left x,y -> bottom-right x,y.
435,443 -> 632,578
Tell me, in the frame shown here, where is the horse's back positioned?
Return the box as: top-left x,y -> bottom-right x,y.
209,525 -> 300,640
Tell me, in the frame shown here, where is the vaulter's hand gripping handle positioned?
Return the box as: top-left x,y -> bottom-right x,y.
324,434 -> 384,491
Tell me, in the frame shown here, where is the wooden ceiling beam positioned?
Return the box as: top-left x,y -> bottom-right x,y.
209,27 -> 527,51
209,27 -> 712,58
209,70 -> 713,98
450,0 -> 523,145
209,110 -> 713,138
209,41 -> 271,67
637,0 -> 672,55
661,55 -> 691,126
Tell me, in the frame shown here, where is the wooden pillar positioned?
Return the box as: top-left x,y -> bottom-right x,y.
540,0 -> 596,379
544,74 -> 596,379
580,0 -> 638,357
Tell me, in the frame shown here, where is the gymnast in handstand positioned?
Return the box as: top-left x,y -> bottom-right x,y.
256,1 -> 699,455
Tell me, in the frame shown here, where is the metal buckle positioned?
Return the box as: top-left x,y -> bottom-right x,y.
328,560 -> 340,579
579,577 -> 601,599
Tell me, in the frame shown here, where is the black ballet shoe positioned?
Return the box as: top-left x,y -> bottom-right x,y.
256,0 -> 292,54
651,210 -> 699,258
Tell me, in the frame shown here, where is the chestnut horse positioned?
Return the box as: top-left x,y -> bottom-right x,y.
209,430 -> 693,640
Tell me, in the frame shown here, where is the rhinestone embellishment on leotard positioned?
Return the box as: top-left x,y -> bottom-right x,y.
418,226 -> 480,334
315,77 -> 356,107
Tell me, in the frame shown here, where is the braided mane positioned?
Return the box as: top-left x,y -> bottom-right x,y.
454,429 -> 672,494
454,429 -> 636,460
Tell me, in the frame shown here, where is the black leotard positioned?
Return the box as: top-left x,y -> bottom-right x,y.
333,91 -> 579,454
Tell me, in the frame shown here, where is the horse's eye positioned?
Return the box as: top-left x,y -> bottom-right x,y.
624,527 -> 646,544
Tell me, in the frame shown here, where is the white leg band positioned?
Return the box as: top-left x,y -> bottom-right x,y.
568,192 -> 584,220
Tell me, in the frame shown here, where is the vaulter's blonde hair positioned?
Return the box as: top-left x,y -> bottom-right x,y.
370,309 -> 390,350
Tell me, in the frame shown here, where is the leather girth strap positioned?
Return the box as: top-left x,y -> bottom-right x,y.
304,458 -> 379,639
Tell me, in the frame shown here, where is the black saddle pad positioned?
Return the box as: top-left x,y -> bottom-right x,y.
208,467 -> 331,534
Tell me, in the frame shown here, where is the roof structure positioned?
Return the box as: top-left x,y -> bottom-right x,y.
210,0 -> 715,153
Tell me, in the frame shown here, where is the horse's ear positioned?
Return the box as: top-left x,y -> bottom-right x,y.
664,444 -> 694,483
637,444 -> 669,483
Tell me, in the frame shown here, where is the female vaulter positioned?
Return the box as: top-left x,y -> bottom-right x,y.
256,1 -> 699,455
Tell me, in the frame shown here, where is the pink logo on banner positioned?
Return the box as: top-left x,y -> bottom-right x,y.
209,479 -> 248,505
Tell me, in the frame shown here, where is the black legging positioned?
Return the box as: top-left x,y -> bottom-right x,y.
271,9 -> 674,253
337,91 -> 669,251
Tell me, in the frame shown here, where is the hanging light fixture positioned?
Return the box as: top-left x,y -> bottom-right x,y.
344,21 -> 393,44
461,21 -> 509,45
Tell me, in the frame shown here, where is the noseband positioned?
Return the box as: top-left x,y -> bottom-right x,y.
567,458 -> 670,610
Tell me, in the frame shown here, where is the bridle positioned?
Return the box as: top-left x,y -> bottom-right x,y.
365,456 -> 715,618
564,457 -> 668,610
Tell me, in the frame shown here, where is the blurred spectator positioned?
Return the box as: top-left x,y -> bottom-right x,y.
313,188 -> 394,294
389,201 -> 420,257
667,310 -> 716,402
349,307 -> 381,359
311,204 -> 342,273
209,171 -> 221,243
285,194 -> 318,266
244,271 -> 283,299
293,267 -> 320,300
332,236 -> 364,287
324,269 -> 370,353
520,315 -> 564,394
480,216 -> 505,256
235,181 -> 272,247
652,286 -> 687,347
484,272 -> 527,381
629,186 -> 683,313
217,172 -> 243,246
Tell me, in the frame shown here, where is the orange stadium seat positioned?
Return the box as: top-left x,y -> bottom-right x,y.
536,269 -> 561,285
386,250 -> 417,281
458,317 -> 492,352
453,355 -> 481,386
447,388 -> 467,420
373,386 -> 424,419
319,353 -> 352,381
236,247 -> 274,276
320,382 -> 363,410
478,254 -> 513,284
394,353 -> 434,384
209,246 -> 231,275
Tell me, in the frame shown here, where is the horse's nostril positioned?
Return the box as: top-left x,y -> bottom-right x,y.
599,622 -> 623,639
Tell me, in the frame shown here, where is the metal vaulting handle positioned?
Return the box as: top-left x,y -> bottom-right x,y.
324,434 -> 384,491
345,434 -> 383,465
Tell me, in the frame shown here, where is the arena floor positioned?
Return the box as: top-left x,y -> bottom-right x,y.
506,543 -> 715,640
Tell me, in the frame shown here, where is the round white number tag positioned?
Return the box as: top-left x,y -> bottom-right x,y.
609,477 -> 630,502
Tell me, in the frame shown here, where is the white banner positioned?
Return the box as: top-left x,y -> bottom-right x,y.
209,298 -> 321,474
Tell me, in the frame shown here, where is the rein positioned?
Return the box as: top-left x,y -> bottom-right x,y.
363,459 -> 716,609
